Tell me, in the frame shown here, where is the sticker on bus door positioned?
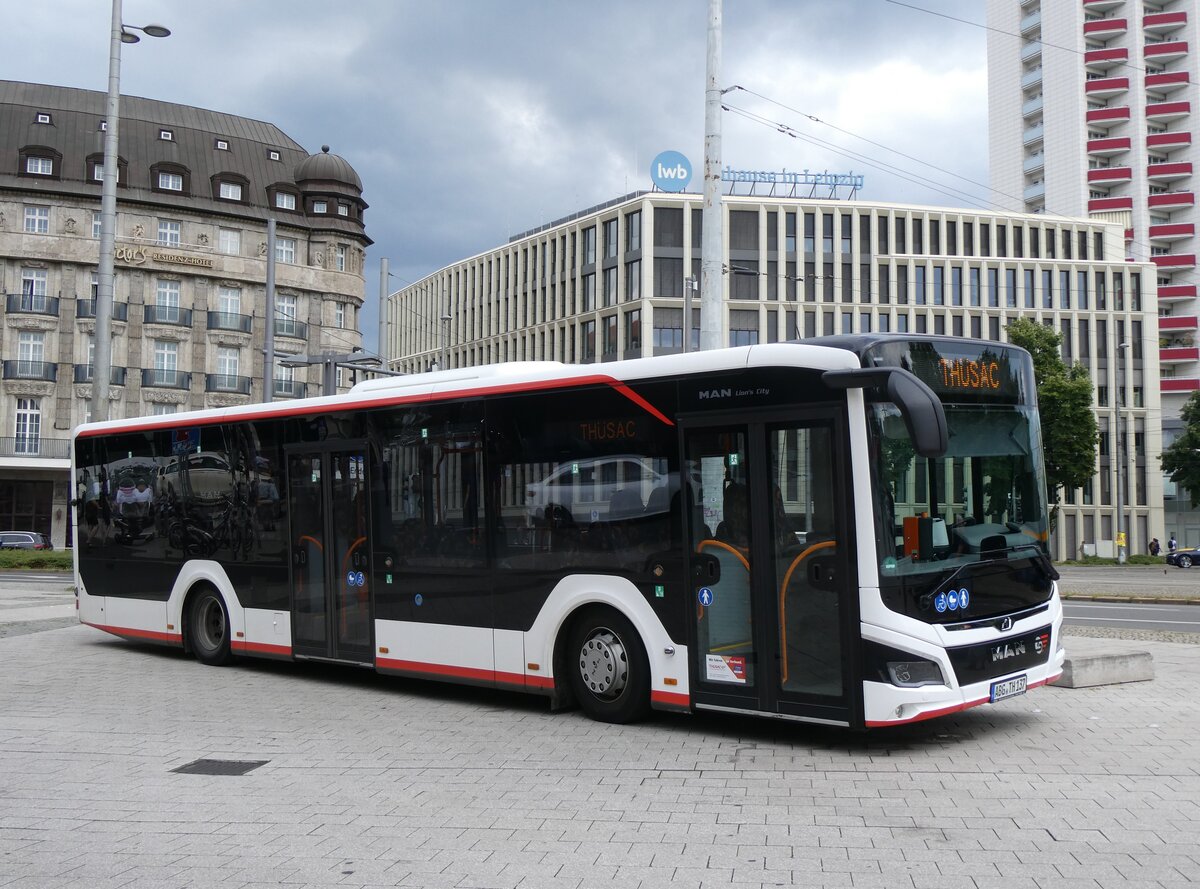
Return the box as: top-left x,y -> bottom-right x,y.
706,654 -> 747,684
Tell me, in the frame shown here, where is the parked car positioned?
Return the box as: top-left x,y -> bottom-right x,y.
0,531 -> 52,550
1166,546 -> 1200,569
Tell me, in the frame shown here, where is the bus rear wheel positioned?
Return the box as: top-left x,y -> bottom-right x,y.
568,608 -> 650,724
188,587 -> 233,666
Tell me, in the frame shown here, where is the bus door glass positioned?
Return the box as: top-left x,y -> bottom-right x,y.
286,447 -> 372,663
684,416 -> 851,723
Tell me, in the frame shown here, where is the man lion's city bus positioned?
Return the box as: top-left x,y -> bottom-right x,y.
72,335 -> 1064,729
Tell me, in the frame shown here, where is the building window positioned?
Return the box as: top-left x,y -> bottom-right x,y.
159,129 -> 174,141
602,314 -> 618,356
158,171 -> 183,191
23,205 -> 49,234
155,279 -> 181,322
337,203 -> 350,217
18,332 -> 45,375
582,319 -> 596,361
21,269 -> 48,303
625,309 -> 641,351
216,346 -> 240,378
218,181 -> 243,201
625,259 -> 641,301
25,156 -> 53,176
35,112 -> 52,124
335,245 -> 347,271
603,267 -> 618,307
275,192 -> 296,210
626,211 -> 641,252
275,238 -> 296,264
335,302 -> 346,328
218,228 -> 240,255
151,403 -> 177,416
153,340 -> 178,381
313,200 -> 327,214
276,293 -> 298,333
157,219 -> 181,246
92,211 -> 102,239
218,285 -> 241,315
604,218 -> 619,259
215,139 -> 229,151
268,149 -> 281,161
14,398 -> 41,451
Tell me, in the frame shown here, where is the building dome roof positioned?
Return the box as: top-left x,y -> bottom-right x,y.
294,145 -> 362,191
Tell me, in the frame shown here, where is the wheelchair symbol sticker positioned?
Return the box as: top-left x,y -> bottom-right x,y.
698,587 -> 714,607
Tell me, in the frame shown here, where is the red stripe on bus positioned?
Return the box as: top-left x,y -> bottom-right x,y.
376,657 -> 494,684
231,640 -> 293,657
85,622 -> 182,645
75,373 -> 672,438
651,690 -> 691,708
865,674 -> 1061,727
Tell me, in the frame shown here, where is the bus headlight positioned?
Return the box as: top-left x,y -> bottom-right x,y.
887,660 -> 945,687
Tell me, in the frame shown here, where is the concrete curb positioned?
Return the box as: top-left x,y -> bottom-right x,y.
1057,649 -> 1155,688
1061,593 -> 1200,605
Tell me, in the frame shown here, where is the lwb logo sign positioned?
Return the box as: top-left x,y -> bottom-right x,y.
651,150 -> 692,192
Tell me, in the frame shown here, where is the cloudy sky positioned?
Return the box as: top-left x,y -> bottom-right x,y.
3,0 -> 994,349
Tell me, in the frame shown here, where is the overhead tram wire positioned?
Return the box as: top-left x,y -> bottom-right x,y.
882,0 -> 1148,75
727,86 -> 1162,264
721,104 -> 995,211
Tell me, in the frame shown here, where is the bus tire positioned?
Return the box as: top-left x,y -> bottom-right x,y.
187,586 -> 234,666
567,607 -> 650,724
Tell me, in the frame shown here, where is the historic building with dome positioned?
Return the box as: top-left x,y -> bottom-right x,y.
0,80 -> 371,546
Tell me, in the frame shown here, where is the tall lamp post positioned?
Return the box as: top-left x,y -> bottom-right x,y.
1115,341 -> 1129,564
93,0 -> 170,423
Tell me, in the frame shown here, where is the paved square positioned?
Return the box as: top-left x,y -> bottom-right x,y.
2,624 -> 1198,888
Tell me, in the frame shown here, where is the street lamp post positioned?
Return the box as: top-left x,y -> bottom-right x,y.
440,312 -> 452,371
93,0 -> 169,423
1116,341 -> 1129,564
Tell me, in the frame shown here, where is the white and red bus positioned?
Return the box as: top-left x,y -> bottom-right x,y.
72,335 -> 1064,728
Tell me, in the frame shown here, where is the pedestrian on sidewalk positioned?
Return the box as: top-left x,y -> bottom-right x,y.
1169,534 -> 1178,554
1150,537 -> 1161,557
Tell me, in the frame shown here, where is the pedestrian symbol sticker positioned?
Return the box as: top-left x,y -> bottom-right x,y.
698,587 -> 714,607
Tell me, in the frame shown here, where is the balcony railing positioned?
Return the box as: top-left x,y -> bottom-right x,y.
274,318 -> 308,338
143,304 -> 194,326
205,373 -> 252,394
5,293 -> 60,317
0,437 -> 70,459
140,368 -> 191,389
72,364 -> 129,385
75,299 -> 129,321
206,311 -> 253,333
273,379 -> 308,399
2,360 -> 57,382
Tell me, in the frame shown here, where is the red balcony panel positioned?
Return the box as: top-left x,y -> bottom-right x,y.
1148,191 -> 1195,209
1085,46 -> 1129,66
1147,131 -> 1192,149
1088,166 -> 1133,183
1085,76 -> 1129,95
1149,223 -> 1196,239
1152,253 -> 1197,269
1162,378 -> 1200,392
1125,227 -> 1134,241
1159,284 -> 1197,299
1147,161 -> 1193,179
1161,315 -> 1199,331
1084,18 -> 1127,35
1144,41 -> 1189,60
1161,347 -> 1200,362
1088,136 -> 1131,155
1146,71 -> 1191,91
1144,11 -> 1188,31
1088,195 -> 1134,212
1087,106 -> 1132,124
1146,101 -> 1191,120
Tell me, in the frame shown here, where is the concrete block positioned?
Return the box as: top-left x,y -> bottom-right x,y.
1056,650 -> 1154,688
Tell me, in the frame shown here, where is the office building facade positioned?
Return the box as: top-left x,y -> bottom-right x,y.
0,81 -> 370,547
387,191 -> 1163,560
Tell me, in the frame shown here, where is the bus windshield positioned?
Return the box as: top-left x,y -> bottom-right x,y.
869,399 -> 1050,583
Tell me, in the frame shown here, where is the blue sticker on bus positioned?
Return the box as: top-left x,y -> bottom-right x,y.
959,588 -> 970,609
414,593 -> 423,606
934,592 -> 948,613
346,571 -> 357,587
698,587 -> 714,607
947,590 -> 959,610
355,571 -> 365,587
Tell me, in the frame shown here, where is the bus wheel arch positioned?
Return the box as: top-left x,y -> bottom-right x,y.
183,583 -> 234,666
557,603 -> 651,724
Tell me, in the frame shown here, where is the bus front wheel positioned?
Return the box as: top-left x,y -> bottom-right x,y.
188,586 -> 234,666
567,608 -> 650,724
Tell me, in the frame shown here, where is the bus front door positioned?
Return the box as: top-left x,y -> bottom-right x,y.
683,415 -> 855,726
286,447 -> 373,664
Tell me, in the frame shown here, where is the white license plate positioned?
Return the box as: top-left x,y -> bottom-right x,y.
990,674 -> 1027,702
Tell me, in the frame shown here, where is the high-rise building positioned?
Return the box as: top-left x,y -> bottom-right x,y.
987,0 -> 1198,539
0,81 -> 371,547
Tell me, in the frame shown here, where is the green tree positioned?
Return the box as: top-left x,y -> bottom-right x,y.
1005,318 -> 1099,517
1161,392 -> 1200,506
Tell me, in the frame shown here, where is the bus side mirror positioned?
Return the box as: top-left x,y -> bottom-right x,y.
822,367 -> 948,459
